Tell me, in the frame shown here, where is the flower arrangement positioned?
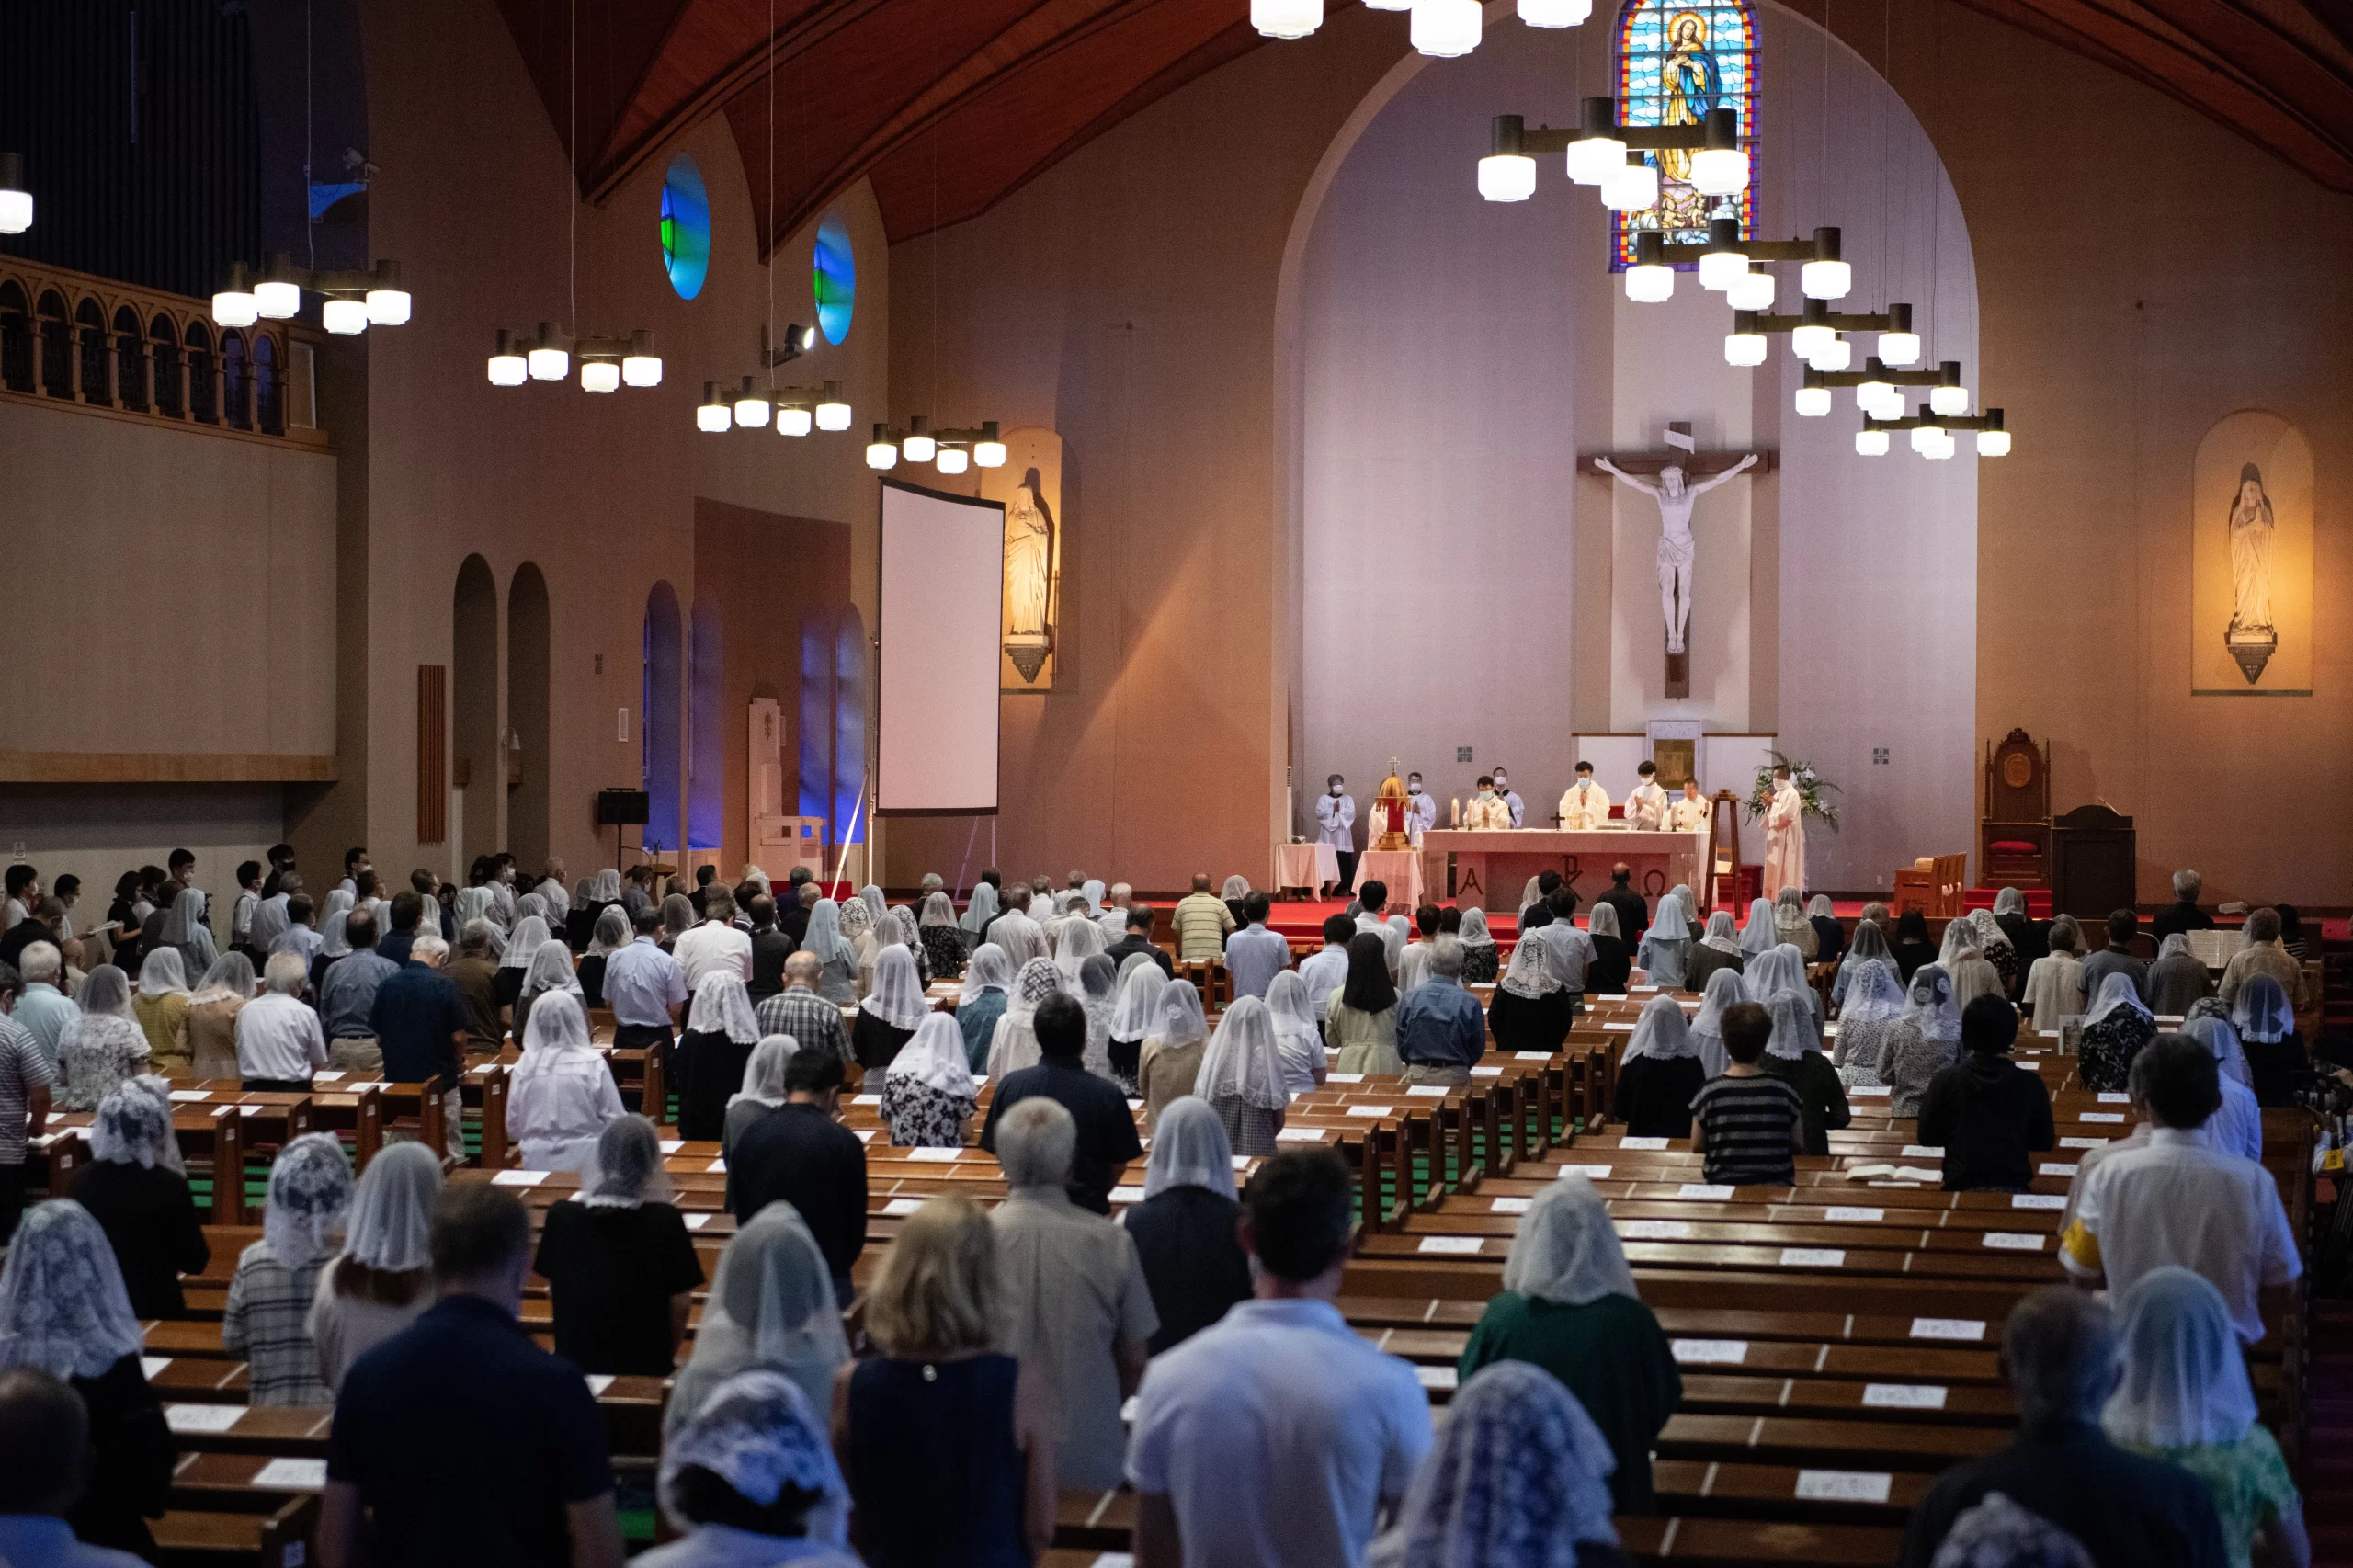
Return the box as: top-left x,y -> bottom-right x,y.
1745,751 -> 1841,830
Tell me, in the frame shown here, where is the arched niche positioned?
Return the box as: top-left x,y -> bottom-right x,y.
508,562 -> 551,870
688,598 -> 724,857
452,555 -> 501,875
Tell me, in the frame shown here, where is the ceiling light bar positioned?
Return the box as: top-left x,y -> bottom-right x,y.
1483,102 -> 1745,204
212,251 -> 413,332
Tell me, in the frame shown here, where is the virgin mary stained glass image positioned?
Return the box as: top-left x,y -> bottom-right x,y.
1613,0 -> 1756,267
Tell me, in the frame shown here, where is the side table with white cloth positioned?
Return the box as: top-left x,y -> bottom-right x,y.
1275,842 -> 1340,895
1352,849 -> 1424,913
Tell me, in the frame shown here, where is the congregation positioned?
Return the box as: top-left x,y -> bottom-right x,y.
0,846 -> 2321,1568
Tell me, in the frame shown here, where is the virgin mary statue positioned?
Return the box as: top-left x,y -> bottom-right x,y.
2228,462 -> 2275,637
1003,468 -> 1055,683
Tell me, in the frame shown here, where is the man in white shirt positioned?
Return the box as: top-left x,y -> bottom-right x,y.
1295,915 -> 1354,1019
2060,1035 -> 2299,1342
1557,762 -> 1610,830
236,952 -> 329,1089
1097,883 -> 1134,941
1668,778 -> 1711,832
1462,776 -> 1512,831
673,889 -> 755,990
1625,760 -> 1669,830
1128,1147 -> 1430,1568
1403,772 -> 1437,846
1489,767 -> 1525,828
1313,774 -> 1356,898
1223,893 -> 1291,1002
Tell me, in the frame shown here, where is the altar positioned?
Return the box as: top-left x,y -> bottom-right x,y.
1419,829 -> 1707,915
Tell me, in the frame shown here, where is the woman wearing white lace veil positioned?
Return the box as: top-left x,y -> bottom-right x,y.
1137,978 -> 1211,1124
1054,914 -> 1108,990
1940,919 -> 2005,1013
1760,986 -> 1849,1155
0,1198 -> 172,1558
666,1201 -> 850,1438
2185,996 -> 2254,1088
1687,908 -> 1745,993
1634,892 -> 1691,990
1489,928 -> 1573,1058
1883,964 -> 1964,1116
531,1115 -> 704,1378
1195,995 -> 1290,1154
881,1014 -> 977,1149
677,972 -> 763,1141
2149,933 -> 2213,1017
1265,969 -> 1328,1095
1772,886 -> 1818,959
1456,904 -> 1500,985
506,991 -> 625,1173
223,1131 -> 351,1405
2228,973 -> 2300,1107
1076,955 -> 1120,1079
724,1035 -> 798,1158
956,942 -> 1016,1073
801,899 -> 858,1006
917,891 -> 968,982
1831,958 -> 1907,1089
1105,959 -> 1167,1095
854,945 -> 929,1074
1688,968 -> 1747,1078
1967,907 -> 2019,996
310,1141 -> 442,1391
643,1368 -> 858,1568
2179,1016 -> 2264,1164
162,886 -> 220,987
2078,972 -> 2158,1095
1807,893 -> 1847,967
512,937 -> 585,1048
1615,994 -> 1704,1137
986,958 -> 1068,1081
1119,1096 -> 1253,1354
1737,896 -> 1778,959
1832,917 -> 1891,1008
840,895 -> 880,994
314,888 -> 358,971
958,880 -> 1000,951
60,964 -> 150,1109
187,950 -> 256,1079
1454,1173 -> 1681,1514
494,914 -> 552,1020
131,947 -> 193,1074
451,884 -> 499,941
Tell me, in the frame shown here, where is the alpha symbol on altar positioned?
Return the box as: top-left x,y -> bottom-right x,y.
1371,763 -> 1412,851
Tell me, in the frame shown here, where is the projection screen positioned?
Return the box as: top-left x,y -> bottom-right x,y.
877,479 -> 1004,815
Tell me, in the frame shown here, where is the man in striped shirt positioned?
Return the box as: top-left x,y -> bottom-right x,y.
1172,875 -> 1235,964
1688,1002 -> 1804,1187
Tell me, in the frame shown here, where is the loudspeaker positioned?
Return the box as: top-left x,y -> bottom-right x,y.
596,788 -> 651,826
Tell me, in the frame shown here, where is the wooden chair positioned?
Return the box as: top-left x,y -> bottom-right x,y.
1982,729 -> 2052,889
1930,853 -> 1969,918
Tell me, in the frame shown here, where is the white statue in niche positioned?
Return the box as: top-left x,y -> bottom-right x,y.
1003,467 -> 1056,684
1593,452 -> 1758,655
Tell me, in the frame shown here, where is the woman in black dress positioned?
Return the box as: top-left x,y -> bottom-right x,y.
576,904 -> 631,1010
1583,903 -> 1632,997
1119,1096 -> 1253,1352
70,1079 -> 208,1319
1612,995 -> 1705,1138
676,971 -> 765,1142
1889,908 -> 1939,984
1489,919 -> 1574,1058
853,946 -> 929,1074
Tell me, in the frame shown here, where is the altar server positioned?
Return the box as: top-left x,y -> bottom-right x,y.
1314,773 -> 1357,896
1404,772 -> 1437,846
1490,767 -> 1525,828
1558,763 -> 1611,831
1626,761 -> 1669,831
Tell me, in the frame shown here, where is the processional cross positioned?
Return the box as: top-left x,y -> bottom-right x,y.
1579,422 -> 1773,698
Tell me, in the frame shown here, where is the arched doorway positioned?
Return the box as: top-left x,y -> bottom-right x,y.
643,582 -> 685,858
452,555 -> 501,877
508,563 -> 551,872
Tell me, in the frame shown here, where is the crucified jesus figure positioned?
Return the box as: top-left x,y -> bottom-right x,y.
1594,452 -> 1759,655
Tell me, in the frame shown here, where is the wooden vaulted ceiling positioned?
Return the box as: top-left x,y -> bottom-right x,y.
493,0 -> 2353,256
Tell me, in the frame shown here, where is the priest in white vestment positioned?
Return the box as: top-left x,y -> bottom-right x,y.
1463,777 -> 1513,830
1557,765 -> 1611,831
1404,773 -> 1437,846
1668,779 -> 1711,832
1626,763 -> 1668,831
1491,768 -> 1525,828
1762,767 -> 1807,894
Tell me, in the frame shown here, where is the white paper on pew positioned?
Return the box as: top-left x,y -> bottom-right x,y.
1863,1383 -> 1949,1410
585,1374 -> 616,1395
243,1103 -> 265,1115
1232,1155 -> 1252,1169
492,1170 -> 549,1187
883,1199 -> 925,1216
971,1076 -> 987,1086
2080,1112 -> 2126,1123
1490,1198 -> 1531,1214
1415,1366 -> 1460,1391
2010,1194 -> 2065,1210
1848,1085 -> 1892,1097
1779,1247 -> 1845,1267
1796,1470 -> 1893,1504
1557,1165 -> 1612,1180
2038,1162 -> 2077,1176
1348,1106 -> 1396,1118
312,1071 -> 345,1082
1416,1236 -> 1484,1255
1277,1129 -> 1324,1142
1822,1024 -> 1840,1038
1911,1317 -> 1985,1341
659,1141 -> 684,1153
907,1147 -> 961,1162
684,1213 -> 713,1230
252,1458 -> 329,1490
1326,1073 -> 1366,1084
705,1159 -> 727,1173
1110,1186 -> 1147,1203
2154,1015 -> 2185,1025
1900,1145 -> 1943,1158
1407,1086 -> 1449,1097
211,1106 -> 233,1118
2059,1136 -> 2107,1149
1120,1398 -> 1139,1423
1677,1183 -> 1734,1199
340,1082 -> 389,1094
1602,1023 -> 1636,1032
1620,1220 -> 1692,1240
1618,1136 -> 1669,1151
1824,1207 -> 1885,1222
1094,1550 -> 1137,1568
2097,1092 -> 2131,1103
1515,1051 -> 1554,1061
851,1094 -> 882,1106
141,1357 -> 172,1379
855,1131 -> 875,1143
170,1090 -> 210,1101
1670,1338 -> 1747,1364
1983,1232 -> 2044,1251
1470,1067 -> 1503,1077
165,1403 -> 244,1433
1603,994 -> 1632,1001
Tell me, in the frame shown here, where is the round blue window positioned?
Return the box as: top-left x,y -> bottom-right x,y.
813,213 -> 855,344
660,154 -> 710,301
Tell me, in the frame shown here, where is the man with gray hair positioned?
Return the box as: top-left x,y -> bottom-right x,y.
990,1096 -> 1158,1493
1392,936 -> 1485,1087
447,918 -> 505,1051
1097,881 -> 1135,941
2219,906 -> 2306,1007
2152,868 -> 2213,944
920,872 -> 946,897
236,951 -> 329,1090
1897,1289 -> 2226,1568
11,941 -> 75,1068
369,931 -> 470,1163
753,950 -> 852,1070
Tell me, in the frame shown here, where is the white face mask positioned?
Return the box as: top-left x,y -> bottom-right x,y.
1494,778 -> 1508,790
1407,784 -> 1422,795
1330,785 -> 1344,797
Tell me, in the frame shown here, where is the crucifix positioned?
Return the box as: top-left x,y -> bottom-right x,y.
1580,422 -> 1775,698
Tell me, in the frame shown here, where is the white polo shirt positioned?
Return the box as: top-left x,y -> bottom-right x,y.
233,992 -> 327,1082
1127,1297 -> 1431,1568
672,920 -> 753,992
2059,1126 -> 2300,1341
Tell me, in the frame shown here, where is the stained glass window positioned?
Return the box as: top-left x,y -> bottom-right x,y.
1612,0 -> 1756,268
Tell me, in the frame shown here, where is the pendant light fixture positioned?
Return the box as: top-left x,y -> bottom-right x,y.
867,419 -> 1008,472
1477,119 -> 1537,203
0,153 -> 29,233
1252,0 -> 1324,38
1494,101 -> 1745,207
1623,231 -> 1673,303
1518,0 -> 1593,23
1859,405 -> 2006,458
1410,0 -> 1482,58
1694,217 -> 1747,292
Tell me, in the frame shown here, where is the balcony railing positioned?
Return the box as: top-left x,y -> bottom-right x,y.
0,257 -> 321,443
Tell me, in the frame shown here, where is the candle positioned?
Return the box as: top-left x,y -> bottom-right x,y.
1451,797 -> 1461,827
